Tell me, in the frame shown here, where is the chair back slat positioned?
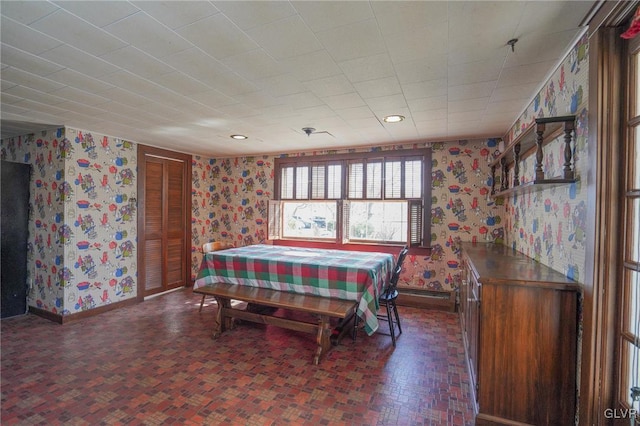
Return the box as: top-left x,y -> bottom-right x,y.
385,245 -> 408,295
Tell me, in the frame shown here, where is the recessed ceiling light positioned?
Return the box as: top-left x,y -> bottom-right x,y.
230,134 -> 247,140
383,115 -> 405,123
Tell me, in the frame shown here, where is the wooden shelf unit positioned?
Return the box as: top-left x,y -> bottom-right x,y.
490,115 -> 576,198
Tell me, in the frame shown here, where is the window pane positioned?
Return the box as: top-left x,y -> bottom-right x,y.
624,269 -> 640,339
327,164 -> 342,199
621,340 -> 640,408
633,126 -> 640,190
367,161 -> 382,198
628,198 -> 640,263
636,53 -> 640,114
295,166 -> 309,199
405,159 -> 422,198
281,201 -> 337,239
348,201 -> 407,243
348,162 -> 364,198
311,165 -> 325,199
281,166 -> 294,199
385,160 -> 402,198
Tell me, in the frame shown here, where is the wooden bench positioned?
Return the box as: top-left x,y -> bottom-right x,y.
193,283 -> 357,365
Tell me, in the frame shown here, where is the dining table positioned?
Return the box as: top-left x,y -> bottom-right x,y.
193,244 -> 395,336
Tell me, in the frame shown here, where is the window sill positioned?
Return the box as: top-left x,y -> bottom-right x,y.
272,239 -> 431,256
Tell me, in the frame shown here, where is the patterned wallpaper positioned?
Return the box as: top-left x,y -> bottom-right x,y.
191,140 -> 504,293
0,35 -> 589,317
1,127 -> 138,316
503,34 -> 589,283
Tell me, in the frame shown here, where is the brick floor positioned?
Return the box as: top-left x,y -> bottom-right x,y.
1,289 -> 474,425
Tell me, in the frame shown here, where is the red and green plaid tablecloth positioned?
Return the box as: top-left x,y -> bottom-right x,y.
194,244 -> 394,335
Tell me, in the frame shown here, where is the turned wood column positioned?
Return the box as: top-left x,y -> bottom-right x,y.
534,122 -> 546,181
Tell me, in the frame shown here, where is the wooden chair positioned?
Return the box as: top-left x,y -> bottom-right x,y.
198,242 -> 233,312
353,245 -> 409,346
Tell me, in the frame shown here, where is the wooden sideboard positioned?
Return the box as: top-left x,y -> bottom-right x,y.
459,243 -> 580,425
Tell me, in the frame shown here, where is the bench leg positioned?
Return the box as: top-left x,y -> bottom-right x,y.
314,316 -> 332,365
212,296 -> 233,339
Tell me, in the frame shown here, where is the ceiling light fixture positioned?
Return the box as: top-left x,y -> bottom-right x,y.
507,38 -> 518,52
230,134 -> 247,140
383,115 -> 405,123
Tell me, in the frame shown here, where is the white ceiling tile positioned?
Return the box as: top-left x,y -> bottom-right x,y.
304,74 -> 354,98
413,109 -> 447,123
94,87 -> 152,107
448,81 -> 497,102
280,50 -> 342,82
497,61 -> 558,87
371,1 -> 448,36
490,83 -> 539,103
204,72 -> 258,97
54,100 -> 108,117
1,67 -> 66,93
161,48 -> 231,81
150,71 -> 213,96
256,74 -> 306,97
321,92 -> 366,110
188,90 -> 238,109
176,13 -> 259,59
1,92 -> 26,105
402,79 -> 448,101
315,19 -> 385,62
100,70 -> 165,97
54,1 -> 139,28
292,1 -> 373,33
448,59 -> 502,86
247,15 -> 323,60
46,69 -> 115,97
132,1 -> 219,30
517,1 -> 594,35
1,44 -> 65,76
104,12 -> 193,59
353,76 -> 401,99
1,17 -> 63,55
296,104 -> 336,120
213,1 -> 296,31
221,49 -> 285,81
394,56 -> 448,84
276,91 -> 324,110
407,95 -> 448,113
50,86 -> 111,106
335,106 -> 375,121
484,98 -> 530,115
338,53 -> 395,84
448,97 -> 489,114
386,24 -> 449,65
1,1 -> 60,25
5,99 -> 64,116
234,90 -> 283,109
39,44 -> 119,77
98,46 -> 174,79
30,9 -> 127,57
366,94 -> 408,114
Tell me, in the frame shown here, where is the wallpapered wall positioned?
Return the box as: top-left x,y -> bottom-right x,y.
1,127 -> 138,315
191,32 -> 590,292
0,34 -> 589,316
191,139 -> 504,293
503,34 -> 589,283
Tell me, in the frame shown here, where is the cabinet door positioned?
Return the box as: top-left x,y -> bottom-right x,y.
467,272 -> 480,397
